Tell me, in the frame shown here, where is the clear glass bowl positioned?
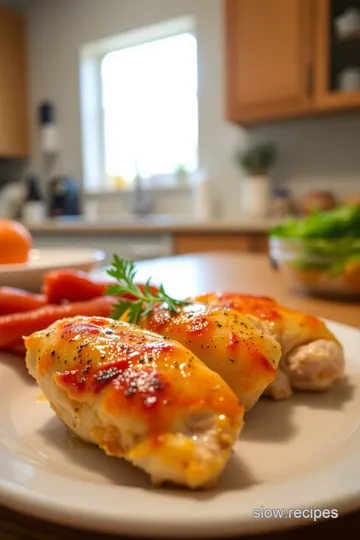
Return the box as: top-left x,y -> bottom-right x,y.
269,236 -> 360,299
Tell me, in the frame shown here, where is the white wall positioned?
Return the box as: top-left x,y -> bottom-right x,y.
251,114 -> 360,200
20,0 -> 360,220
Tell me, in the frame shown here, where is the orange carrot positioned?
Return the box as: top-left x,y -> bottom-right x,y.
43,269 -> 159,304
0,287 -> 47,315
0,296 -> 116,349
2,340 -> 26,356
43,270 -> 108,304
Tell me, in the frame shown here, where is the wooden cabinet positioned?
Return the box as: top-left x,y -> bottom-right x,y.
225,0 -> 314,124
173,232 -> 268,255
225,0 -> 360,125
314,0 -> 360,111
0,7 -> 28,157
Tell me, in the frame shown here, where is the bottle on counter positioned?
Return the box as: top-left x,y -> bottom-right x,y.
22,174 -> 45,223
270,188 -> 294,218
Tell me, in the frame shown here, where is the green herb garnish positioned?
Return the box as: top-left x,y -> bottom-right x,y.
105,255 -> 190,324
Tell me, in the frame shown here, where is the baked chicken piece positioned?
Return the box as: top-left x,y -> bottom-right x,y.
193,293 -> 345,399
122,303 -> 281,409
24,316 -> 244,489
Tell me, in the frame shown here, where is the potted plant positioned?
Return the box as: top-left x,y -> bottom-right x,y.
235,141 -> 277,217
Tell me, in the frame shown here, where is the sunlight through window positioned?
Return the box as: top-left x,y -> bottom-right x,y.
101,33 -> 198,186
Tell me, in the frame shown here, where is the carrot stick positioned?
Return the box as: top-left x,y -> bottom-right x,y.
43,270 -> 108,304
0,296 -> 116,349
0,287 -> 47,315
2,340 -> 26,356
43,269 -> 159,304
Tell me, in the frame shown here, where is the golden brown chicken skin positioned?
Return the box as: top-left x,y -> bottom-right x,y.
123,303 -> 281,409
193,292 -> 345,398
24,316 -> 244,489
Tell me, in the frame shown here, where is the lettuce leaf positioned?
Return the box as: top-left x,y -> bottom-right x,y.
270,205 -> 360,239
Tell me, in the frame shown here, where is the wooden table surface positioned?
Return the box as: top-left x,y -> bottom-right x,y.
1,252 -> 359,539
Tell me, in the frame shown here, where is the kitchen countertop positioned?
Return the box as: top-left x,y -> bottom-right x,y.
1,252 -> 359,539
24,215 -> 282,234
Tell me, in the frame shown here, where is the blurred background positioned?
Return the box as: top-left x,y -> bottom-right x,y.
0,0 -> 359,262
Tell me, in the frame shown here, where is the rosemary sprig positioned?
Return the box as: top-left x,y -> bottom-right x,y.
105,255 -> 190,324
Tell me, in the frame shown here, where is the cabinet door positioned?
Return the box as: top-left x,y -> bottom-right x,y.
314,0 -> 360,111
173,233 -> 266,255
0,7 -> 28,157
225,0 -> 314,124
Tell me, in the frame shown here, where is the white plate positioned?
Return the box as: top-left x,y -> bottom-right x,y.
0,321 -> 359,538
0,248 -> 105,291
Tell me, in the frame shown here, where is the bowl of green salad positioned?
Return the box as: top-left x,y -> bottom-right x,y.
269,204 -> 360,299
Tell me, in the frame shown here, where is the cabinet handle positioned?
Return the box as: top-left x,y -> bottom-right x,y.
306,64 -> 314,95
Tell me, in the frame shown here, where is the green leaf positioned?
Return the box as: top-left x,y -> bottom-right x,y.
270,204 -> 360,240
105,255 -> 190,322
235,142 -> 277,174
111,300 -> 133,320
128,301 -> 143,324
143,277 -> 152,297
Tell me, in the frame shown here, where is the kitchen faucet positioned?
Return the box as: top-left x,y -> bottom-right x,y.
130,173 -> 154,216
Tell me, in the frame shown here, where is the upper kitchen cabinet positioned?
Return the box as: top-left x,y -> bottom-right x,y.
225,0 -> 360,125
225,0 -> 314,125
0,6 -> 29,157
314,0 -> 360,111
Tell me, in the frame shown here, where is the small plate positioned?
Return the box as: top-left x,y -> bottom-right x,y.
0,321 -> 359,537
0,248 -> 105,291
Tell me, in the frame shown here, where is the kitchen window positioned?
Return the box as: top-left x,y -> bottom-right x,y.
80,18 -> 198,192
